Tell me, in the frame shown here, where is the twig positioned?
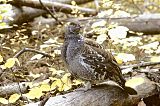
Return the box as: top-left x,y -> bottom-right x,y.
120,61 -> 160,69
39,0 -> 63,25
14,48 -> 52,58
10,68 -> 28,104
131,0 -> 143,14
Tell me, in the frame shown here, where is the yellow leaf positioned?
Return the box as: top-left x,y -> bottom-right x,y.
25,87 -> 43,99
0,54 -> 3,62
71,1 -> 76,5
51,79 -> 63,91
40,84 -> 50,91
150,56 -> 160,62
91,20 -> 106,28
0,97 -> 8,104
9,93 -> 21,103
51,73 -> 72,91
61,73 -> 72,91
4,58 -> 20,68
61,73 -> 71,81
4,58 -> 16,68
63,84 -> 72,91
115,56 -> 123,64
125,77 -> 144,88
116,53 -> 135,62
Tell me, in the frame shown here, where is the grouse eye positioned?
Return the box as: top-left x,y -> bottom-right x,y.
69,22 -> 81,28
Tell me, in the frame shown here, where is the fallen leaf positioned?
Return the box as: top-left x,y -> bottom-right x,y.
125,77 -> 145,88
4,58 -> 16,68
9,93 -> 21,103
40,84 -> 50,92
150,56 -> 160,62
91,20 -> 106,28
0,97 -> 8,104
24,87 -> 43,99
108,26 -> 129,39
116,53 -> 135,62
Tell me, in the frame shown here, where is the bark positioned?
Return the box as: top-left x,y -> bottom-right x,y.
9,0 -> 97,16
73,14 -> 160,34
31,14 -> 160,34
4,0 -> 94,26
2,5 -> 46,25
112,14 -> 160,34
45,0 -> 93,4
6,1 -> 160,34
25,74 -> 159,106
0,82 -> 29,96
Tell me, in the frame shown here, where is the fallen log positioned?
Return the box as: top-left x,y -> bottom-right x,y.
3,0 -> 94,26
4,1 -> 160,34
9,0 -> 97,16
43,0 -> 93,4
25,74 -> 159,106
30,14 -> 160,35
0,82 -> 29,96
70,14 -> 160,34
2,4 -> 46,25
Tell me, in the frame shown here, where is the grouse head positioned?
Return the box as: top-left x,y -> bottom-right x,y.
65,22 -> 82,39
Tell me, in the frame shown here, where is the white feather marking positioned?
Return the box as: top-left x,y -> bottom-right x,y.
79,55 -> 94,73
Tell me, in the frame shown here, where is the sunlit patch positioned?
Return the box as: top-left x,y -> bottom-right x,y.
125,77 -> 145,88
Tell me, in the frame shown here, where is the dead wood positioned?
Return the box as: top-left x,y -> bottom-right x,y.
0,82 -> 29,96
112,14 -> 160,34
4,2 -> 160,35
13,48 -> 52,58
25,74 -> 159,106
30,14 -> 160,34
43,0 -> 93,5
3,0 -> 93,26
72,14 -> 160,34
3,5 -> 46,25
9,0 -> 97,16
0,76 -> 50,96
120,61 -> 160,69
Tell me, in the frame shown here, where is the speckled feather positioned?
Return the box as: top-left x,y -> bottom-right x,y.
61,22 -> 137,94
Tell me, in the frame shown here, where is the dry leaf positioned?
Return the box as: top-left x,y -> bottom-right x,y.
125,77 -> 145,88
150,56 -> 160,62
91,20 -> 106,28
40,84 -> 50,92
30,54 -> 43,60
4,58 -> 16,68
116,53 -> 135,62
24,87 -> 43,99
9,93 -> 21,103
96,34 -> 107,44
108,26 -> 129,39
0,97 -> 8,104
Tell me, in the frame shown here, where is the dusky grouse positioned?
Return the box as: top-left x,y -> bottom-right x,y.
61,22 -> 137,95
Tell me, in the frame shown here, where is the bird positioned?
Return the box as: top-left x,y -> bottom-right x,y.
61,22 -> 137,95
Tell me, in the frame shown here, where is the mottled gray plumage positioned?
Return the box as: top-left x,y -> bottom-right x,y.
61,22 -> 137,95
